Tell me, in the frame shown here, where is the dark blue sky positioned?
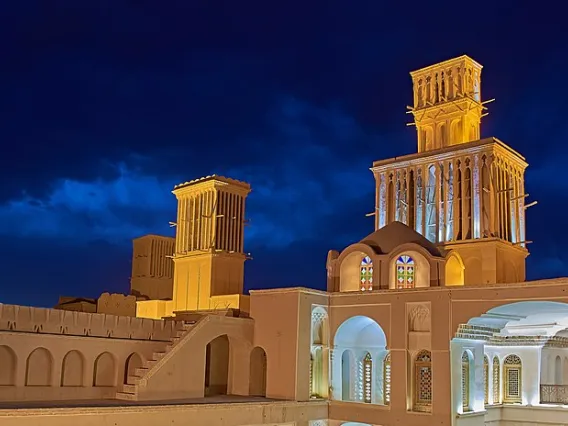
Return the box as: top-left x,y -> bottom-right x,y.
1,1 -> 566,307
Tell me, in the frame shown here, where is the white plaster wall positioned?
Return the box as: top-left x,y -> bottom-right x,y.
484,405 -> 568,425
450,339 -> 485,417
540,347 -> 568,385
487,345 -> 540,406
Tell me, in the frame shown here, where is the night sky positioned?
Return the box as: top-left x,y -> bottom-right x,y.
1,1 -> 566,307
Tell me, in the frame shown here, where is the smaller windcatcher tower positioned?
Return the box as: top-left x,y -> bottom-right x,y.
171,175 -> 251,313
130,234 -> 175,300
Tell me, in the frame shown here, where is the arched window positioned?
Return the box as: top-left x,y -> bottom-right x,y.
483,355 -> 489,405
396,255 -> 415,289
415,350 -> 432,411
492,356 -> 500,404
360,256 -> 373,291
383,353 -> 391,405
503,354 -> 522,404
461,352 -> 470,411
363,353 -> 372,403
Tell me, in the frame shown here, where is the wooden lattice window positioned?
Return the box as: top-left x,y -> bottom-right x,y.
383,352 -> 391,405
461,352 -> 470,411
363,353 -> 372,403
503,354 -> 522,403
492,356 -> 500,404
415,350 -> 432,408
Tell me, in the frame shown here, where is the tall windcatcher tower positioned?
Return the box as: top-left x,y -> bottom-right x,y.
171,175 -> 251,313
371,55 -> 530,285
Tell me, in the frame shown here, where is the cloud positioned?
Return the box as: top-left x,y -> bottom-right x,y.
0,164 -> 177,244
0,96 -> 378,250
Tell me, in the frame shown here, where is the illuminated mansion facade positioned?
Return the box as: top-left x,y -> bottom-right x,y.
1,56 -> 568,426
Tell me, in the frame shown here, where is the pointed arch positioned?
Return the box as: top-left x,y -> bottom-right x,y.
124,352 -> 143,384
503,354 -> 522,403
249,346 -> 267,397
0,345 -> 16,386
93,352 -> 116,387
205,334 -> 230,396
555,355 -> 562,385
61,350 -> 85,387
445,251 -> 465,286
26,347 -> 53,386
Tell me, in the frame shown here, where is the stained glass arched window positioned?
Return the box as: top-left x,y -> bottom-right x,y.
396,255 -> 415,289
360,256 -> 373,291
363,353 -> 372,403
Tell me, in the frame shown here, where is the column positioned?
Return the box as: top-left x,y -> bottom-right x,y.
379,172 -> 387,228
518,174 -> 526,247
437,163 -> 444,243
452,159 -> 460,240
509,166 -> 518,244
473,154 -> 481,239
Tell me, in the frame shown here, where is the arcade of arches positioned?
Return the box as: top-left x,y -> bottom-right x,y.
204,335 -> 267,398
311,308 -> 433,412
309,300 -> 568,417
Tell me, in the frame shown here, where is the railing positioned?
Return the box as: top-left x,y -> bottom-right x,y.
540,384 -> 568,404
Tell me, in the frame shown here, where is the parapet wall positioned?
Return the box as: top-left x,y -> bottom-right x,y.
0,303 -> 178,341
97,292 -> 137,317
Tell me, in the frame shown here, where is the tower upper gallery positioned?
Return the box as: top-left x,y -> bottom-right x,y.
409,55 -> 484,152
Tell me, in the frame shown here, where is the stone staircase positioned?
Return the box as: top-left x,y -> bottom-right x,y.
116,319 -> 198,400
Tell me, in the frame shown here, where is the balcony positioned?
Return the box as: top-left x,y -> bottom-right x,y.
540,384 -> 568,405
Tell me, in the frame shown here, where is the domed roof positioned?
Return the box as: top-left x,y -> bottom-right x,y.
359,221 -> 442,257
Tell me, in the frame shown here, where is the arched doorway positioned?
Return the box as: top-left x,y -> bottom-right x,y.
333,315 -> 388,404
124,353 -> 143,384
205,335 -> 230,396
249,347 -> 267,397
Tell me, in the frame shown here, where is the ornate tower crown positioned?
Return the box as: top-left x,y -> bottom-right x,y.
409,55 -> 484,152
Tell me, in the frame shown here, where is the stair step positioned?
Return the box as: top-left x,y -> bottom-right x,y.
135,367 -> 148,377
121,384 -> 137,393
152,352 -> 166,360
127,375 -> 142,385
144,360 -> 158,368
116,392 -> 138,401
